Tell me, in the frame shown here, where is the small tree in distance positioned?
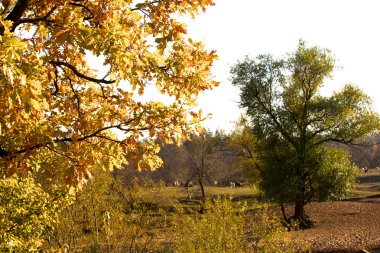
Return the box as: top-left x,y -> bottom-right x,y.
231,40 -> 380,228
184,132 -> 220,201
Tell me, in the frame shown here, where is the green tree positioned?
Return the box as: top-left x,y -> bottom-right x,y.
231,41 -> 379,227
0,0 -> 217,183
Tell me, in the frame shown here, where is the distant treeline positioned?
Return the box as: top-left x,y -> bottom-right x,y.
115,131 -> 380,187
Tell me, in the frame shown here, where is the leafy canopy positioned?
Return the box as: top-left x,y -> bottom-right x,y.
231,41 -> 379,219
0,0 -> 217,183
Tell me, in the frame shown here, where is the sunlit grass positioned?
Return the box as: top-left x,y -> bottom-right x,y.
136,185 -> 260,209
350,170 -> 380,199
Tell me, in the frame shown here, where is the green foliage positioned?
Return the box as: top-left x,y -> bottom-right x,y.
259,145 -> 359,204
315,147 -> 359,201
228,116 -> 261,185
0,173 -> 70,252
172,198 -> 308,253
231,40 -> 380,222
258,140 -> 300,205
172,198 -> 248,253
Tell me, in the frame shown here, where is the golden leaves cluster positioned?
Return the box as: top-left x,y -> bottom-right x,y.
0,0 -> 217,184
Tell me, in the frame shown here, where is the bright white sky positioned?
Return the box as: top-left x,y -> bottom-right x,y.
184,0 -> 380,132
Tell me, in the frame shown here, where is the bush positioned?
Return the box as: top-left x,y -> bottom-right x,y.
49,172 -> 168,252
0,173 -> 70,252
171,198 -> 309,253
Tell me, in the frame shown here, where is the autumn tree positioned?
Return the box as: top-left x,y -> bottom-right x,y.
0,0 -> 217,183
231,41 -> 379,227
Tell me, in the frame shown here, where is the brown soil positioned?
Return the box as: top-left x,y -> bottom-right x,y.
290,170 -> 380,253
290,200 -> 380,252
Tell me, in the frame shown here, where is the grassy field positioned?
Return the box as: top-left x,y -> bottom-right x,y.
138,169 -> 380,209
352,169 -> 380,199
137,185 -> 260,210
143,170 -> 380,252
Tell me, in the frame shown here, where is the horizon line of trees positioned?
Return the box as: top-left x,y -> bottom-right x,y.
117,126 -> 380,186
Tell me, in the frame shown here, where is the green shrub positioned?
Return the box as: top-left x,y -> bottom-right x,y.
172,198 -> 309,253
0,173 -> 70,252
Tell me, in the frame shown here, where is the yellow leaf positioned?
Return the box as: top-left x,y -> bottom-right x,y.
30,99 -> 41,111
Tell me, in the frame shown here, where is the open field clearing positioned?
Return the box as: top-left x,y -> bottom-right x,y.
159,186 -> 257,204
151,169 -> 380,252
126,168 -> 380,251
354,170 -> 380,200
123,169 -> 380,252
41,169 -> 380,252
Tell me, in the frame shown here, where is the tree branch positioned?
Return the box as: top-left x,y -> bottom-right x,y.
52,69 -> 59,96
5,1 -> 95,34
65,71 -> 83,119
69,2 -> 94,21
0,118 -> 162,159
0,0 -> 29,35
15,5 -> 57,27
50,60 -> 115,84
5,0 -> 29,21
0,124 -> 117,159
131,0 -> 163,11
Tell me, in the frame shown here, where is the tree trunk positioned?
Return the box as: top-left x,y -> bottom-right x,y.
292,202 -> 314,228
293,202 -> 304,220
198,177 -> 206,201
280,203 -> 289,222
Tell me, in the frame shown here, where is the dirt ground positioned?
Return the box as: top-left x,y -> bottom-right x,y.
290,169 -> 380,253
